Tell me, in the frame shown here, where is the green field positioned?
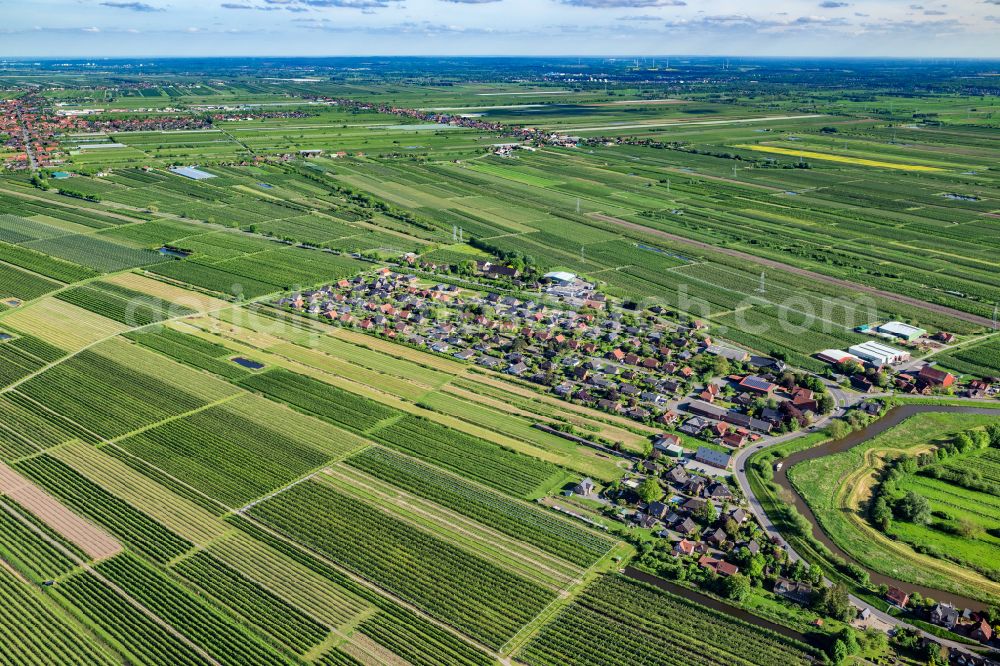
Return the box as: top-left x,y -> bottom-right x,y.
789,412 -> 1000,605
0,58 -> 996,666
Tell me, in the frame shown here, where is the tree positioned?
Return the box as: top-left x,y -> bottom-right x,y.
696,500 -> 718,524
871,495 -> 892,531
637,477 -> 661,504
986,424 -> 1000,448
895,491 -> 931,524
839,627 -> 860,656
724,573 -> 751,602
818,393 -> 836,415
826,419 -> 851,440
813,583 -> 856,622
954,432 -> 974,453
831,639 -> 848,665
747,554 -> 766,580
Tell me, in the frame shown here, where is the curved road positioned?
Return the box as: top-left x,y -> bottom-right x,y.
731,392 -> 999,655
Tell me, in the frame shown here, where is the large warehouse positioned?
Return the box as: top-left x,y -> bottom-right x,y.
877,321 -> 927,341
848,341 -> 911,367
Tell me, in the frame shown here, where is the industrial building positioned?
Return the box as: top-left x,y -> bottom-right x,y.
848,341 -> 911,367
816,349 -> 864,365
877,321 -> 927,341
543,271 -> 577,286
169,165 -> 216,180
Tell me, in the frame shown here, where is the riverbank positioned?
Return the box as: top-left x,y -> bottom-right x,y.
776,405 -> 1000,609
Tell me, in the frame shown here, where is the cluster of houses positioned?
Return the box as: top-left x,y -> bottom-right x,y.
817,321 -> 999,397
312,96 -> 583,149
1,91 -> 317,170
276,269 -> 830,447
885,590 -> 995,647
1,96 -> 58,169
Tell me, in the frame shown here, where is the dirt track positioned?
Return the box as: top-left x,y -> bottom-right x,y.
590,213 -> 994,328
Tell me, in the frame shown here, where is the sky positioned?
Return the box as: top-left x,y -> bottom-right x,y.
0,0 -> 998,58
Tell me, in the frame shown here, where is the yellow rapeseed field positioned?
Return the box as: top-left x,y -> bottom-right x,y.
732,144 -> 944,171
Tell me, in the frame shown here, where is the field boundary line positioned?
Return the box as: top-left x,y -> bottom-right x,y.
590,212 -> 995,327
236,512 -> 503,660
319,465 -> 581,589
0,497 -> 221,665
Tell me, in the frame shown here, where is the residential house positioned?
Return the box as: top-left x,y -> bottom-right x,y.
885,587 -> 909,608
773,578 -> 814,605
706,482 -> 733,500
972,619 -> 993,643
706,528 -> 728,546
930,603 -> 960,630
679,417 -> 710,437
665,466 -> 689,485
572,478 -> 596,497
674,539 -> 696,556
654,433 -> 682,452
677,517 -> 698,535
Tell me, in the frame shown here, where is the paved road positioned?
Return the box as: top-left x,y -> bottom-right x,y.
731,391 -> 989,655
14,104 -> 38,171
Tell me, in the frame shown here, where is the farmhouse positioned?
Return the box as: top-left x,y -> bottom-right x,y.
773,578 -> 813,605
571,478 -> 596,497
917,365 -> 955,388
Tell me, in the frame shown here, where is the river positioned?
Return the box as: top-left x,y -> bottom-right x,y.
773,404 -> 1000,610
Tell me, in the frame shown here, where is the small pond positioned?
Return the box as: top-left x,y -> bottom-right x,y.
232,357 -> 265,370
159,246 -> 191,258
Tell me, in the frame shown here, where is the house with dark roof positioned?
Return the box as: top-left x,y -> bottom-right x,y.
773,578 -> 814,605
647,501 -> 670,519
707,482 -> 733,500
695,446 -> 732,470
930,603 -> 960,630
738,375 -> 777,395
665,466 -> 689,485
677,517 -> 698,534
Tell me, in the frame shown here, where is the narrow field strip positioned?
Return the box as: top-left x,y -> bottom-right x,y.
320,464 -> 581,590
49,441 -> 229,546
0,460 -> 122,560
